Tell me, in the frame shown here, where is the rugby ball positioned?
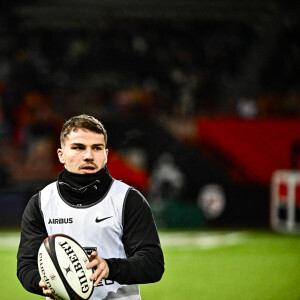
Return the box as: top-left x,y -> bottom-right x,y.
37,234 -> 94,300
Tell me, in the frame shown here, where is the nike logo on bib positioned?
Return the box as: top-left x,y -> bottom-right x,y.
95,216 -> 113,223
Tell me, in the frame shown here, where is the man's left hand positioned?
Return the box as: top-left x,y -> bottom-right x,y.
86,251 -> 110,286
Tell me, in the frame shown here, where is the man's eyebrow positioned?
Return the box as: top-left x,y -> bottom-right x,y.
70,143 -> 105,147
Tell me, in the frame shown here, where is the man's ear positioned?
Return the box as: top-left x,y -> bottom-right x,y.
105,148 -> 108,163
57,148 -> 65,164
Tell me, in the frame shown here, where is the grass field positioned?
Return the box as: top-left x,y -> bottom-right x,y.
1,230 -> 300,300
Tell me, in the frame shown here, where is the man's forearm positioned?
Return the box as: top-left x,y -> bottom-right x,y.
17,194 -> 48,296
17,263 -> 44,295
106,245 -> 164,284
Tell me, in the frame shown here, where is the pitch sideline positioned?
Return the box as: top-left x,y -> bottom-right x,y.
159,231 -> 247,249
0,232 -> 21,250
0,231 -> 247,250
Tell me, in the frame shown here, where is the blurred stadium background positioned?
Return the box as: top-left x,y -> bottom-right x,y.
0,0 -> 299,299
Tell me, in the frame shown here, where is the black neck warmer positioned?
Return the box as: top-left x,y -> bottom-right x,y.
58,165 -> 113,205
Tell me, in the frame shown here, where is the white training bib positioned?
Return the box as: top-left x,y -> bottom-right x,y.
39,179 -> 141,300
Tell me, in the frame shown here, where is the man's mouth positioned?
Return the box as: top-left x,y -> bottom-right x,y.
80,165 -> 97,173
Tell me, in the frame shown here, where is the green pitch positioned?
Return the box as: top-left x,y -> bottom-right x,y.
1,230 -> 300,300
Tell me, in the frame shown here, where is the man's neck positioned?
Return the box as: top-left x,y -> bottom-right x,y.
57,166 -> 113,205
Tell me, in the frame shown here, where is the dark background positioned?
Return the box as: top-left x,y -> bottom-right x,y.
0,0 -> 299,229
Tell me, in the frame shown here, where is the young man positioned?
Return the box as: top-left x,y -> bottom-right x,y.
17,114 -> 164,300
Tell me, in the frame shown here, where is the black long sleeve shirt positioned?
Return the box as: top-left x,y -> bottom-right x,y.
17,167 -> 164,296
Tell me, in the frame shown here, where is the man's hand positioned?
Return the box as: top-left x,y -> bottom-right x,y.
39,280 -> 55,299
86,251 -> 110,286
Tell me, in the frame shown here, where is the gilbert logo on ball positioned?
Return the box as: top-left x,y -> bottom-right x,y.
38,234 -> 94,300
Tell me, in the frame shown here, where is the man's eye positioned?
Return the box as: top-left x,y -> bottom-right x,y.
95,147 -> 102,151
73,146 -> 84,150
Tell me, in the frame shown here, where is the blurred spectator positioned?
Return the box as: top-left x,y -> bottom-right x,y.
113,87 -> 153,116
10,91 -> 63,179
12,91 -> 62,147
149,153 -> 185,202
236,97 -> 258,119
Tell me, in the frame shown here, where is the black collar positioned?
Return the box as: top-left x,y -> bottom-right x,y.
58,166 -> 113,205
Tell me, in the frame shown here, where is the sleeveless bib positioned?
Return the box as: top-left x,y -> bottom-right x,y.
39,180 -> 141,300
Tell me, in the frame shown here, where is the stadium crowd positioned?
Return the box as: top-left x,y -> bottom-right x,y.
0,5 -> 299,185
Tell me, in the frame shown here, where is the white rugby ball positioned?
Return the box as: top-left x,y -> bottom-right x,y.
38,234 -> 94,300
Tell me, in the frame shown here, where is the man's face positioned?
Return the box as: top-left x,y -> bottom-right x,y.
57,129 -> 108,174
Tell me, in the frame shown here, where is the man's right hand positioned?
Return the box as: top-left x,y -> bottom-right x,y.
39,280 -> 55,299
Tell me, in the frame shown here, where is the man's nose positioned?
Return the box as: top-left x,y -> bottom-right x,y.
83,149 -> 94,161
